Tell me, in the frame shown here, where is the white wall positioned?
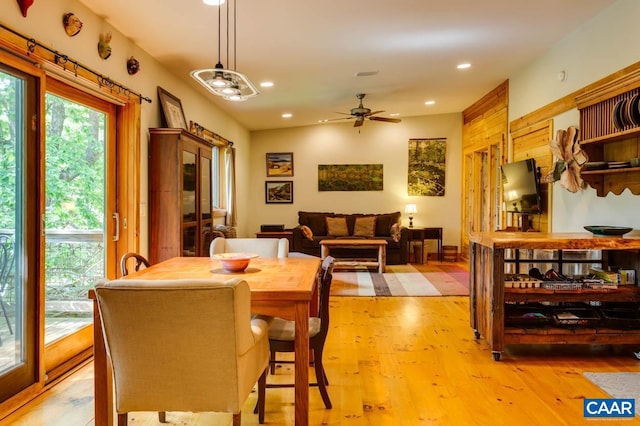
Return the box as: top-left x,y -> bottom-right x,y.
3,0 -> 251,254
509,0 -> 640,233
249,113 -> 463,251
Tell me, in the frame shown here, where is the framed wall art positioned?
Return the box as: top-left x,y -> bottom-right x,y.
266,152 -> 294,177
408,138 -> 446,196
265,181 -> 293,204
318,164 -> 383,191
158,86 -> 187,130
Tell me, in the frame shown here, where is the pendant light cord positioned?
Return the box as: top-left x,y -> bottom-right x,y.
233,0 -> 237,71
226,0 -> 231,71
217,3 -> 221,64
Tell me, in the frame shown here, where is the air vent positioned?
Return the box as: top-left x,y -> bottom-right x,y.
354,71 -> 378,77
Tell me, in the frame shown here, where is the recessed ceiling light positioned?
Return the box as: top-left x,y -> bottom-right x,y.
260,81 -> 274,88
203,0 -> 225,5
282,113 -> 292,118
425,100 -> 435,105
457,63 -> 471,69
389,113 -> 400,117
318,119 -> 328,123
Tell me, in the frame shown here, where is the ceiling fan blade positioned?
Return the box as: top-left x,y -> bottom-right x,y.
325,116 -> 354,122
334,112 -> 353,116
367,110 -> 385,116
368,116 -> 402,123
354,117 -> 364,127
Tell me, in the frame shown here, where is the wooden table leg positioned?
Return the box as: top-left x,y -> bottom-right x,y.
320,244 -> 328,259
294,301 -> 310,425
378,245 -> 386,273
92,296 -> 111,426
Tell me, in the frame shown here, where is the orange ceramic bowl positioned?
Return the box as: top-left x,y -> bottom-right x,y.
211,253 -> 259,272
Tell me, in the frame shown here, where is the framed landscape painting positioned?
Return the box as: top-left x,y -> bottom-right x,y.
265,181 -> 293,203
318,164 -> 383,191
408,138 -> 446,196
266,152 -> 294,177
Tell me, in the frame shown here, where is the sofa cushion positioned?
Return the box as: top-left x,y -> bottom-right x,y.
298,211 -> 333,236
353,216 -> 377,238
326,216 -> 349,236
375,211 -> 401,236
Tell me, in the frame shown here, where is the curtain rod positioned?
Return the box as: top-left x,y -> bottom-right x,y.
0,22 -> 151,104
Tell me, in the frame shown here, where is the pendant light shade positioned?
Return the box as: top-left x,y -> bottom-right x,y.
191,0 -> 259,101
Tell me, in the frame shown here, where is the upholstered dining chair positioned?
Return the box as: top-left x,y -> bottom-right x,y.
259,256 -> 335,409
119,252 -> 150,277
94,278 -> 271,425
210,237 -> 289,258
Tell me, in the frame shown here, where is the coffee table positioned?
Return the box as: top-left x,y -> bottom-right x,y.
320,238 -> 387,273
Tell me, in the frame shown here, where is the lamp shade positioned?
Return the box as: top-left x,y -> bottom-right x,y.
405,204 -> 417,214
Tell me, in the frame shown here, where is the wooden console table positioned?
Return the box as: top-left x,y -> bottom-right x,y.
407,227 -> 443,262
320,239 -> 387,273
469,231 -> 640,361
256,230 -> 293,248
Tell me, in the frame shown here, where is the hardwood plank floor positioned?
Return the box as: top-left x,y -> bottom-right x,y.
3,261 -> 640,425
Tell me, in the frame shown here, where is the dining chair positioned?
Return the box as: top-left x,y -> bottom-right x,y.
210,237 -> 289,258
0,235 -> 15,339
259,256 -> 335,409
94,277 -> 271,425
119,252 -> 150,277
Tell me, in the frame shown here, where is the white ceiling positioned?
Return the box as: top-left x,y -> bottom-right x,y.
78,0 -> 615,131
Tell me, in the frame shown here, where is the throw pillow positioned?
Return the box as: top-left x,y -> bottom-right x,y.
326,216 -> 349,237
300,225 -> 314,241
375,211 -> 401,236
353,216 -> 376,238
390,223 -> 401,243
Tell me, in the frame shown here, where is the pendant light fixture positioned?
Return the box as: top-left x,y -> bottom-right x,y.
191,0 -> 259,101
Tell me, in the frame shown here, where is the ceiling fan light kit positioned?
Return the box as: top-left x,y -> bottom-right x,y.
330,93 -> 402,127
191,0 -> 259,101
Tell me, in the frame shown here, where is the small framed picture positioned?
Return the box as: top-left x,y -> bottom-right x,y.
266,152 -> 294,177
158,86 -> 187,130
265,181 -> 293,204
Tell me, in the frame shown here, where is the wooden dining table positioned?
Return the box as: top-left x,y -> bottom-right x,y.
90,256 -> 321,426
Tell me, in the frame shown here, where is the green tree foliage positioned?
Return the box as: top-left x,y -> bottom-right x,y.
0,74 -> 18,229
45,94 -> 105,230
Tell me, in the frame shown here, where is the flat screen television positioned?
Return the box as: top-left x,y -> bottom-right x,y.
500,158 -> 541,214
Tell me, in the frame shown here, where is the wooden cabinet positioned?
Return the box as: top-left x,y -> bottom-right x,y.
469,232 -> 640,360
148,128 -> 214,264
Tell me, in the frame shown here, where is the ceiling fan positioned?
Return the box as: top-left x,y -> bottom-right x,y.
331,93 -> 402,127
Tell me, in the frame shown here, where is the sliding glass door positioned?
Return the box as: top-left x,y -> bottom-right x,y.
43,80 -> 117,375
0,64 -> 38,401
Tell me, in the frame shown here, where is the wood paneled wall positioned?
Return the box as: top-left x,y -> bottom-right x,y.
461,81 -> 509,259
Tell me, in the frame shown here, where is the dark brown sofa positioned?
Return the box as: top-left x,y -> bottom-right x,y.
291,211 -> 409,264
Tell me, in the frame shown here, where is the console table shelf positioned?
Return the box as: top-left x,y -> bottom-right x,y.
469,232 -> 640,361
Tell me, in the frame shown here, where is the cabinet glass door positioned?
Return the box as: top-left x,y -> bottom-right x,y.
182,150 -> 197,256
182,151 -> 197,223
201,156 -> 211,221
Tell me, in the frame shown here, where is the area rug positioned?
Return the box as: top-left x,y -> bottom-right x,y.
331,264 -> 469,296
583,372 -> 640,416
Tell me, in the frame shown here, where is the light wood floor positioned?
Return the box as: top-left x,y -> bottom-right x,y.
3,261 -> 640,425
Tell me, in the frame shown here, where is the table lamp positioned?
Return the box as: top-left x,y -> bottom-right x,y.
405,204 -> 417,227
